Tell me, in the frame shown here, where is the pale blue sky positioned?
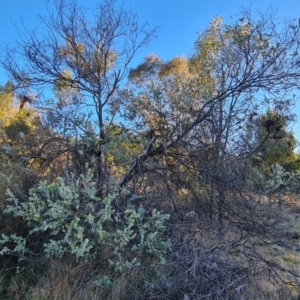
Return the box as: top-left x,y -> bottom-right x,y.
1,0 -> 300,138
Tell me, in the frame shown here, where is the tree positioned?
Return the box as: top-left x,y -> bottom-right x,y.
124,11 -> 300,218
1,0 -> 157,195
0,81 -> 61,177
0,81 -> 42,172
121,10 -> 300,295
250,109 -> 300,173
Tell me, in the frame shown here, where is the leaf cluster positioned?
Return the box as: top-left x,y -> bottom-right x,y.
0,171 -> 170,273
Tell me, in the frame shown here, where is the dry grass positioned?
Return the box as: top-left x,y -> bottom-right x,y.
27,260 -> 107,300
0,270 -> 6,297
0,266 -> 33,300
169,196 -> 300,300
282,253 -> 300,269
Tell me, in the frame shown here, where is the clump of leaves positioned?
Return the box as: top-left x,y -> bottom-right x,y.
0,170 -> 171,273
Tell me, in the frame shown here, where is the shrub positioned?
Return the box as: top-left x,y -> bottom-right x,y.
0,170 -> 171,273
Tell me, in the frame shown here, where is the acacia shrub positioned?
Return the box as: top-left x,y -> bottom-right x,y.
0,170 -> 171,273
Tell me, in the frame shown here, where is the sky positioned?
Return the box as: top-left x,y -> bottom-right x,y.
1,0 -> 300,140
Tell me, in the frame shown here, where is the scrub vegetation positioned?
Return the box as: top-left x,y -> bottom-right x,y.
1,1 -> 300,299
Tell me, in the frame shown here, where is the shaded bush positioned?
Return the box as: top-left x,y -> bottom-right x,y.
0,171 -> 171,274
